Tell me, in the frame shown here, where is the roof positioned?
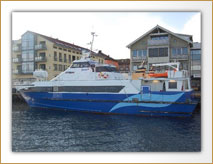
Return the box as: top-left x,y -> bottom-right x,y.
175,33 -> 192,42
191,42 -> 201,50
26,31 -> 111,59
127,25 -> 193,48
97,50 -> 117,61
22,31 -> 118,62
28,31 -> 89,52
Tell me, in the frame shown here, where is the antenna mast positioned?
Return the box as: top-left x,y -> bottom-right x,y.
90,32 -> 97,57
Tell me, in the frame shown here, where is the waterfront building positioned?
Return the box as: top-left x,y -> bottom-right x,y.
190,42 -> 201,91
96,50 -> 119,68
127,25 -> 193,75
190,42 -> 201,78
12,31 -> 106,85
116,59 -> 130,73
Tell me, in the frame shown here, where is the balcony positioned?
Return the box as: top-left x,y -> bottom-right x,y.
12,46 -> 21,52
35,56 -> 47,62
12,70 -> 19,74
35,44 -> 47,50
12,57 -> 22,63
147,39 -> 169,46
191,65 -> 201,71
12,69 -> 22,74
132,56 -> 147,61
170,54 -> 188,59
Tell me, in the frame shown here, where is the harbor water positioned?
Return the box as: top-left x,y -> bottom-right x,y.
12,102 -> 201,152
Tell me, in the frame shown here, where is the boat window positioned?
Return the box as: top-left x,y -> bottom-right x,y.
168,81 -> 177,89
185,80 -> 189,89
96,66 -> 118,72
71,62 -> 90,68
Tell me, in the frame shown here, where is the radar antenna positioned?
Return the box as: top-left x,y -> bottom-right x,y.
89,32 -> 98,57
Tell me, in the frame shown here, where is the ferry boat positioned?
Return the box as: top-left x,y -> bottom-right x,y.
19,34 -> 197,117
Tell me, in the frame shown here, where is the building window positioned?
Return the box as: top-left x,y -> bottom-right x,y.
132,50 -> 137,58
143,50 -> 147,57
182,47 -> 188,55
177,48 -> 181,55
21,32 -> 34,50
149,48 -> 158,57
22,62 -> 34,73
54,64 -> 57,71
59,53 -> 62,62
191,47 -> 201,77
59,64 -> 62,71
54,51 -> 57,61
149,48 -> 168,57
68,50 -> 71,52
151,35 -> 168,40
172,47 -> 188,55
64,54 -> 67,62
39,52 -> 46,58
59,47 -> 62,50
172,48 -> 176,55
63,49 -> 67,51
69,55 -> 71,63
159,48 -> 168,57
63,65 -> 66,71
138,50 -> 142,58
53,46 -> 57,49
191,50 -> 201,60
22,50 -> 34,61
169,81 -> 177,89
39,64 -> 46,70
35,63 -> 38,70
72,56 -> 76,61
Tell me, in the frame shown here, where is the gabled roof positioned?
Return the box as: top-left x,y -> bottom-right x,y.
97,50 -> 117,61
24,31 -> 116,60
175,33 -> 192,42
127,25 -> 193,48
27,31 -> 87,52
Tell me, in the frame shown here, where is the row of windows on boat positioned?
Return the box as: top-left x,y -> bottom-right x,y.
71,62 -> 118,72
25,86 -> 124,93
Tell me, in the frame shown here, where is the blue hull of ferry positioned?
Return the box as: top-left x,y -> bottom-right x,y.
20,91 -> 197,117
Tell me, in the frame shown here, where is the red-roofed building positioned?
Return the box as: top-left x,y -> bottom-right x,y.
96,50 -> 119,68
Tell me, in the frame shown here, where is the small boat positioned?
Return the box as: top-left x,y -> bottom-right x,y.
132,63 -> 180,79
19,33 -> 197,117
149,72 -> 168,78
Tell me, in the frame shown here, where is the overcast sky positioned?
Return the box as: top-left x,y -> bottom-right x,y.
12,12 -> 200,59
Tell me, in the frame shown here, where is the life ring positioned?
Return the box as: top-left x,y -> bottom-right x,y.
98,72 -> 109,79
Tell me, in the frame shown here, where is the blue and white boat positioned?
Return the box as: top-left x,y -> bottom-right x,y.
19,34 -> 197,117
